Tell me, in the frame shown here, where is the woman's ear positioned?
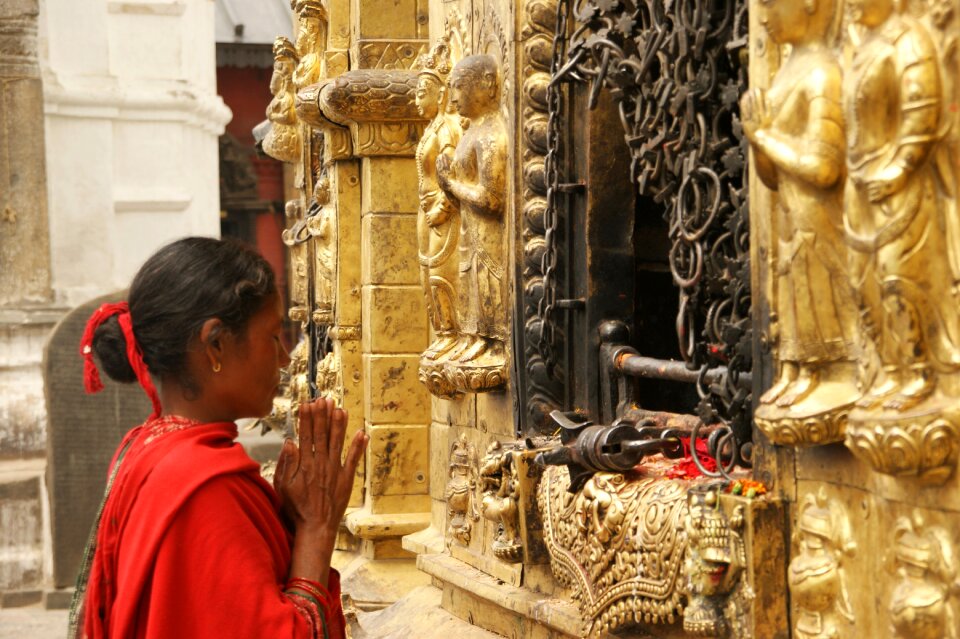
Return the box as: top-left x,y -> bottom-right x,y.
199,318 -> 226,371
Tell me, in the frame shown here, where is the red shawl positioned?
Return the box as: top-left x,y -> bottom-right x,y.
80,418 -> 345,639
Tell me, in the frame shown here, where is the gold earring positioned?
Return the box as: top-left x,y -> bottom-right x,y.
213,362 -> 222,373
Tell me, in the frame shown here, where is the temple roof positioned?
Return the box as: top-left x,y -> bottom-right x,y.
215,0 -> 293,45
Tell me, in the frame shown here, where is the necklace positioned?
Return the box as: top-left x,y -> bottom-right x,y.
144,414 -> 202,445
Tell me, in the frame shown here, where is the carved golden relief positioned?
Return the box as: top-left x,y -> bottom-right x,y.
479,442 -> 522,562
414,35 -> 464,398
445,435 -> 480,546
282,198 -> 311,324
841,0 -> 960,483
889,512 -> 959,639
539,465 -> 688,637
682,489 -> 753,638
306,172 -> 335,324
423,54 -> 508,395
264,37 -> 301,164
316,70 -> 427,157
292,0 -> 326,91
744,0 -> 859,446
788,491 -> 855,639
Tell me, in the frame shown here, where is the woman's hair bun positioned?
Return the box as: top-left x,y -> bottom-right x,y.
92,315 -> 138,384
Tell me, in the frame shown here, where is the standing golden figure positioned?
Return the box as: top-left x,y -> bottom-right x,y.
306,173 -> 335,324
263,37 -> 301,164
435,54 -> 509,393
414,36 -> 464,398
742,0 -> 859,446
842,0 -> 960,482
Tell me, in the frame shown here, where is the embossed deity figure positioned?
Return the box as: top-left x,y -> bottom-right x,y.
842,0 -> 960,481
282,199 -> 310,323
788,491 -> 855,639
742,0 -> 858,446
415,37 -> 463,397
263,37 -> 301,164
479,442 -> 522,562
889,513 -> 959,639
436,54 -> 508,392
445,435 -> 479,546
292,0 -> 326,90
306,173 -> 335,323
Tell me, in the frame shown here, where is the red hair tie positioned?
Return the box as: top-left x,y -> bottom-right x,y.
79,302 -> 162,419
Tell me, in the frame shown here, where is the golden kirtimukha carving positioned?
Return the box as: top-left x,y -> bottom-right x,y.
292,0 -> 326,91
306,172 -> 335,324
479,442 -> 522,562
539,465 -> 688,637
889,511 -> 959,639
264,37 -> 301,164
788,490 -> 855,639
744,0 -> 859,447
434,54 -> 509,394
681,489 -> 753,637
415,36 -> 464,399
445,435 -> 480,546
842,0 -> 960,483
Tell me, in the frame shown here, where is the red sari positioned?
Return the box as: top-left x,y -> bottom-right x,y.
77,416 -> 346,639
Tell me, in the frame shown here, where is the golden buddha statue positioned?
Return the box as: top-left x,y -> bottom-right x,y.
414,36 -> 463,397
263,37 -> 301,164
435,54 -> 508,392
743,0 -> 858,445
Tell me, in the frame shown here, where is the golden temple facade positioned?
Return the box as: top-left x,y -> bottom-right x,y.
258,0 -> 960,636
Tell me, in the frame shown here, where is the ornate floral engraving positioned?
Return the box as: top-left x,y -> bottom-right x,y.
788,490 -> 855,639
744,0 -> 859,446
358,40 -> 429,70
518,0 -> 564,427
889,512 -> 959,639
538,465 -> 688,637
842,0 -> 960,483
445,435 -> 480,546
479,442 -> 522,562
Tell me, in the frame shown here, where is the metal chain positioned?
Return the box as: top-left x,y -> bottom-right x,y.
564,0 -> 753,469
536,0 -> 571,372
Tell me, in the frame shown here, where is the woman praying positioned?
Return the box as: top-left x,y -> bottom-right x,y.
70,237 -> 366,639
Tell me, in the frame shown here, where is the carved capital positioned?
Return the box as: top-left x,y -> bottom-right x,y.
292,69 -> 429,157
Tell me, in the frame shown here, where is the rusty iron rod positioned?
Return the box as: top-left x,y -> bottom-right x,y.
614,353 -> 752,387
